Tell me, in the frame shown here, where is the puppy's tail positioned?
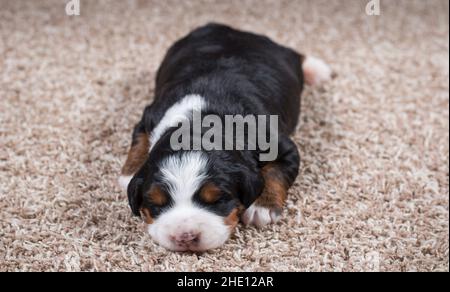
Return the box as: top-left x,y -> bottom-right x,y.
301,55 -> 334,86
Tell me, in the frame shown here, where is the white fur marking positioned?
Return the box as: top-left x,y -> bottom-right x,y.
159,152 -> 208,204
150,94 -> 206,151
242,204 -> 282,228
148,206 -> 231,252
303,56 -> 332,86
118,175 -> 133,191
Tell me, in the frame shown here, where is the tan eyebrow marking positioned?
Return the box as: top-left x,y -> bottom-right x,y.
147,186 -> 168,207
200,182 -> 222,204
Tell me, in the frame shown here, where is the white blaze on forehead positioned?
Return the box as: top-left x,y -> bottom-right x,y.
150,94 -> 206,151
159,151 -> 208,204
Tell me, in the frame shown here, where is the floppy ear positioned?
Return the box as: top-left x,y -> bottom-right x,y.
127,176 -> 144,217
236,163 -> 264,208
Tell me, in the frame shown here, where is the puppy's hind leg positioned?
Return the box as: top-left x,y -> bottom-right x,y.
302,55 -> 333,86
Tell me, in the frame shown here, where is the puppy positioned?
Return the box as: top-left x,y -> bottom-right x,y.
119,24 -> 332,252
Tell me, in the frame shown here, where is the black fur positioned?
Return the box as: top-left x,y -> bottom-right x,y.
127,23 -> 303,219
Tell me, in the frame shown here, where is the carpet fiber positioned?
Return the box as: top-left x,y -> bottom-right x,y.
0,0 -> 448,272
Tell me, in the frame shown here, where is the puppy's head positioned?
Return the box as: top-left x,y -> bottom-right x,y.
128,146 -> 263,252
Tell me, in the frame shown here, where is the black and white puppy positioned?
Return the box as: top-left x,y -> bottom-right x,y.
119,24 -> 331,252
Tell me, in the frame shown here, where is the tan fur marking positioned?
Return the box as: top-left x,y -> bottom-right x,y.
224,208 -> 240,229
141,208 -> 154,225
121,133 -> 150,176
148,186 -> 168,207
256,164 -> 288,210
200,183 -> 222,204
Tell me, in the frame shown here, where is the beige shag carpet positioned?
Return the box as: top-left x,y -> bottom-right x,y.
0,0 -> 449,272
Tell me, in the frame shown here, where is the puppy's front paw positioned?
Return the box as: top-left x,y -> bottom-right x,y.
242,204 -> 282,228
118,175 -> 133,191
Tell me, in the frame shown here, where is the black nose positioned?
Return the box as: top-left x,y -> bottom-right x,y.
172,232 -> 201,247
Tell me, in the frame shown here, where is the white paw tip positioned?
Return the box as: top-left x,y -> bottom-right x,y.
303,56 -> 333,86
118,175 -> 133,191
242,204 -> 282,228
